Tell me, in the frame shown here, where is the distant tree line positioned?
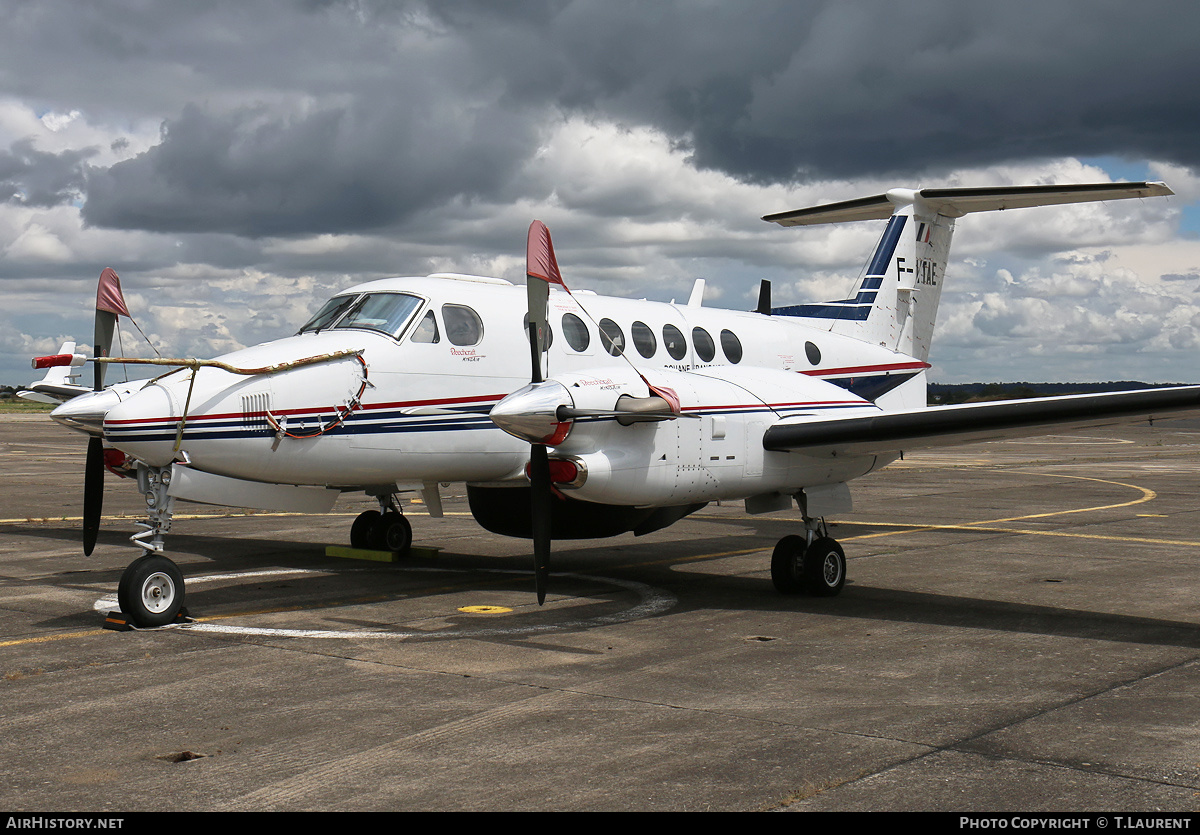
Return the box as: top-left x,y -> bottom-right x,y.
927,381 -> 1182,405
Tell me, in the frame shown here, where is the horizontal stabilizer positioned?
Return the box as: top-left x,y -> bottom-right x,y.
763,182 -> 1173,226
20,341 -> 90,404
764,386 -> 1200,455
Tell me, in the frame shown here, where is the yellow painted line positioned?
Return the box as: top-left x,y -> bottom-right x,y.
1,629 -> 107,648
835,520 -> 1200,549
824,473 -> 1166,547
459,605 -> 513,614
696,473 -> 1156,532
965,472 -> 1156,525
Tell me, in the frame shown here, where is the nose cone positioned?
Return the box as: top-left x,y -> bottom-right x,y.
102,384 -> 179,467
490,381 -> 574,445
51,389 -> 124,436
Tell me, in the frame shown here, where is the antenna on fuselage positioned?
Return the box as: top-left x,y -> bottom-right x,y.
756,279 -> 772,315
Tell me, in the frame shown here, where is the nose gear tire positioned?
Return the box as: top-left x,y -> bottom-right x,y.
117,554 -> 185,627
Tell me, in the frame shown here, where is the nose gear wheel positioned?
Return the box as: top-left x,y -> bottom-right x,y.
117,554 -> 185,627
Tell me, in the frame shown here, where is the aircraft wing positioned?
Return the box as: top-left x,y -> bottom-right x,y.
18,382 -> 93,405
763,386 -> 1200,456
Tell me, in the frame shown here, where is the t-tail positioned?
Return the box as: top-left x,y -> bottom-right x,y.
763,182 -> 1173,364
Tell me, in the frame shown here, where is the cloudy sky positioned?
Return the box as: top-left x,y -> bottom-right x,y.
5,0 -> 1200,386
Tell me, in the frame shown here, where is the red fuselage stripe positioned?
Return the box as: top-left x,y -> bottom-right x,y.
801,361 -> 930,377
104,393 -> 510,425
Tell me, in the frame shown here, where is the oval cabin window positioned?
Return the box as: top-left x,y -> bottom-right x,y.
562,313 -> 590,352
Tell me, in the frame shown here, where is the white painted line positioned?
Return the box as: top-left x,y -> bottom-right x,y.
93,567 -> 677,639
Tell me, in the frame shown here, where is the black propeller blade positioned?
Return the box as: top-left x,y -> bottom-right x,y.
80,268 -> 130,554
83,436 -> 104,555
528,443 -> 552,604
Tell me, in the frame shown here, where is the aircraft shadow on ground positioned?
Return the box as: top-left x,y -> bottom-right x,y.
10,521 -> 1200,650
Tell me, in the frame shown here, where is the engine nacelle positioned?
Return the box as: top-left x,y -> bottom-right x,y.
540,364 -> 885,507
467,485 -> 706,539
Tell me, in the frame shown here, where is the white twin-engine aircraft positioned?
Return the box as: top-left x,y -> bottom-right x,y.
33,181 -> 1200,627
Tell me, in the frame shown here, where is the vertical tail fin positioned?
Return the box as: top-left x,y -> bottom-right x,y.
763,182 -> 1173,362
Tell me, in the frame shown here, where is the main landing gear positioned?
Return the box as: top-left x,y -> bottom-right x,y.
770,517 -> 846,597
349,493 -> 413,555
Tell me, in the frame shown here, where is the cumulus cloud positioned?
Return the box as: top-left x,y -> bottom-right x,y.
929,250 -> 1200,381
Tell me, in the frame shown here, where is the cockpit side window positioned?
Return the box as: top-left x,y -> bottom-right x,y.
442,304 -> 484,346
299,295 -> 359,334
336,293 -> 424,339
411,310 -> 440,343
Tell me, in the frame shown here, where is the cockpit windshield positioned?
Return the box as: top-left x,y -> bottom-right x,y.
299,295 -> 358,334
298,292 -> 425,340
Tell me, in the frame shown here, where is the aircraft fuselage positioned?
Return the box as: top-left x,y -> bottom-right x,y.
94,273 -> 919,507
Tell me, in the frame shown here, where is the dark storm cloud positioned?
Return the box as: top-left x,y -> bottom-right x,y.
0,140 -> 94,207
84,100 -> 539,236
461,0 -> 1200,182
21,0 -> 1193,238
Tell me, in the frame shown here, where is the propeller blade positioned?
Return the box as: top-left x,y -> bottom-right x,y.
83,436 -> 104,555
524,221 -> 571,603
93,311 -> 116,391
83,269 -> 127,553
526,221 -> 565,384
93,268 -> 130,391
529,443 -> 552,605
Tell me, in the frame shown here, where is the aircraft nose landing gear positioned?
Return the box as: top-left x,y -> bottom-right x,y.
108,463 -> 190,628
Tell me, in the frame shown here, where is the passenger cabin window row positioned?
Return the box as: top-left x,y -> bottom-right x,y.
555,313 -> 743,364
299,293 -> 749,365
